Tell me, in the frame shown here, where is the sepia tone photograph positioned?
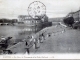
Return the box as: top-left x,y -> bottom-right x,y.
0,0 -> 80,59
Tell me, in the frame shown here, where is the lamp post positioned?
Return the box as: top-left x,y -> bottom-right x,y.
78,8 -> 80,21
35,19 -> 36,33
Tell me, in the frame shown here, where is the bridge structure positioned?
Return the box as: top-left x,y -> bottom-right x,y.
0,23 -> 9,25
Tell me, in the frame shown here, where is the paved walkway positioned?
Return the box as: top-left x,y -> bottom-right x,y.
5,24 -> 80,54
34,25 -> 80,54
34,25 -> 65,54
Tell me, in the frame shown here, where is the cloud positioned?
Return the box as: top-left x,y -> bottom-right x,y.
0,0 -> 80,18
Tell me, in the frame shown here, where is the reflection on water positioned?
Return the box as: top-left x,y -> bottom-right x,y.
0,26 -> 33,43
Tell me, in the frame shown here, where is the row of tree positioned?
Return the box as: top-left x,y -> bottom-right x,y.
63,17 -> 74,27
0,18 -> 18,23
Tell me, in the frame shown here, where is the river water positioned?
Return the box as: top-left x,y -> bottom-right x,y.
0,26 -> 33,43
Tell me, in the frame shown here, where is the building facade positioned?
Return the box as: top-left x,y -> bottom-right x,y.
66,10 -> 80,22
18,15 -> 43,32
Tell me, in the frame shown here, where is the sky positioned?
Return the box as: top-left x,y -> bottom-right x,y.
0,0 -> 80,19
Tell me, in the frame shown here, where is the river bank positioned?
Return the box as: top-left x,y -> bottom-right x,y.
0,25 -> 65,54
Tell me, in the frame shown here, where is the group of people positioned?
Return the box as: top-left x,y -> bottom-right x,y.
25,31 -> 52,54
0,36 -> 12,54
25,32 -> 45,54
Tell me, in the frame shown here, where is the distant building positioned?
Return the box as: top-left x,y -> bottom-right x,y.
66,12 -> 74,18
18,15 -> 43,32
66,10 -> 80,22
73,10 -> 80,21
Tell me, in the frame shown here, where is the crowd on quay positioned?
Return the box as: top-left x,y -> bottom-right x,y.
25,30 -> 52,54
0,30 -> 50,54
0,25 -> 66,54
25,25 -> 66,54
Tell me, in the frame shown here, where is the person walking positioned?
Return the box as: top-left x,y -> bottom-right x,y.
25,41 -> 30,54
39,35 -> 43,43
34,38 -> 38,49
42,33 -> 45,40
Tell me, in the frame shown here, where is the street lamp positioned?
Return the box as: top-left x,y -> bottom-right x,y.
35,19 -> 36,33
